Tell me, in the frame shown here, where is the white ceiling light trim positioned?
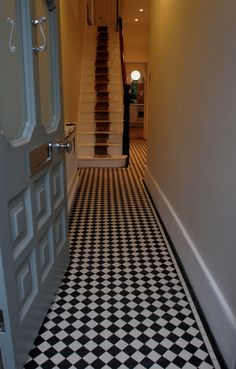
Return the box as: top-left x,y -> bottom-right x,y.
131,70 -> 141,81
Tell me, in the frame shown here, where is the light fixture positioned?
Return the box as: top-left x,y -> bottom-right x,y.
134,18 -> 139,22
131,70 -> 141,81
139,8 -> 144,12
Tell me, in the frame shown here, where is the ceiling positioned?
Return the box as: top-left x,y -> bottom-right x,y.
92,0 -> 149,28
120,0 -> 149,26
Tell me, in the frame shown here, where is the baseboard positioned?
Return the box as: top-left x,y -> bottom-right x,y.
144,167 -> 236,369
67,170 -> 79,211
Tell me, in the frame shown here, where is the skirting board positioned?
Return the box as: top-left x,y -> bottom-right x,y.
67,170 -> 79,212
144,167 -> 236,369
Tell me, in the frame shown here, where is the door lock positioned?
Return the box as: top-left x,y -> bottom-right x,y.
48,140 -> 72,154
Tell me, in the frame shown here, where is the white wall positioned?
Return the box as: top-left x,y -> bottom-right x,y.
145,1 -> 236,368
94,0 -> 117,25
59,0 -> 87,207
59,0 -> 87,124
123,25 -> 149,63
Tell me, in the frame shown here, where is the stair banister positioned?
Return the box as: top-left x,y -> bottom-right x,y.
118,16 -> 130,166
118,17 -> 127,88
116,0 -> 119,31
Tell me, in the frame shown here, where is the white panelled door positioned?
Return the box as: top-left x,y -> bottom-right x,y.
0,1 -> 70,368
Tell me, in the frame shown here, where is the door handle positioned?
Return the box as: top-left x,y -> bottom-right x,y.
48,140 -> 72,154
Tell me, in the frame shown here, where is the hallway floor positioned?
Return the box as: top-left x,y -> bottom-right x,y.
25,140 -> 222,369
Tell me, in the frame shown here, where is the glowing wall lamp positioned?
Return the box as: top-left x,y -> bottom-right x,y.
131,70 -> 141,81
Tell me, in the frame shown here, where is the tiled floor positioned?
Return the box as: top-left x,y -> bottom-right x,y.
25,140 -> 222,369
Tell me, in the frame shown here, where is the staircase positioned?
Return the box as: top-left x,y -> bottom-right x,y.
78,26 -> 127,168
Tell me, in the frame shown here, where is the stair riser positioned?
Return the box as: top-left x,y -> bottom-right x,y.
78,26 -> 125,167
78,146 -> 122,156
84,39 -> 118,48
79,123 -> 123,131
78,146 -> 95,156
108,146 -> 123,155
83,68 -> 121,79
84,49 -> 120,58
86,26 -> 116,30
78,133 -> 122,144
84,49 -> 119,59
90,66 -> 121,74
80,111 -> 123,121
85,34 -> 118,41
80,92 -> 122,103
82,83 -> 123,94
82,75 -> 122,83
86,29 -> 117,34
82,71 -> 121,81
83,60 -> 121,70
77,158 -> 126,168
80,102 -> 123,111
85,29 -> 117,34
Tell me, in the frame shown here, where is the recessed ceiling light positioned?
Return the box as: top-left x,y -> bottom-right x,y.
139,9 -> 144,12
134,18 -> 139,22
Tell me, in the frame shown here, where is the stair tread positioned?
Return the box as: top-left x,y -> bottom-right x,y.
94,155 -> 110,158
81,101 -> 122,104
79,143 -> 121,146
79,134 -> 121,137
79,131 -> 121,134
78,154 -> 126,159
79,121 -> 123,124
99,131 -> 120,134
83,81 -> 122,84
94,110 -> 109,113
81,110 -> 123,113
82,100 -> 110,103
95,143 -> 120,146
80,131 -> 122,135
77,155 -> 127,168
79,25 -> 125,168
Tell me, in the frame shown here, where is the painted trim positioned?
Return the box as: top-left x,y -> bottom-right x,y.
144,166 -> 236,369
0,249 -> 16,369
67,171 -> 79,211
10,1 -> 36,147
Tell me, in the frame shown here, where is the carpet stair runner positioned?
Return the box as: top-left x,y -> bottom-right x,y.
78,25 -> 127,168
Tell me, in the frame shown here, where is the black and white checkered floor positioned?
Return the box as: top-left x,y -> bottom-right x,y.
25,140 -> 223,369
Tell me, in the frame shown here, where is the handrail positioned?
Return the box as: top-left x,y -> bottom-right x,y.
118,16 -> 130,166
118,17 -> 127,88
116,0 -> 119,31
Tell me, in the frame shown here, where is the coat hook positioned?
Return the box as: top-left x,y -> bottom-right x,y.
32,16 -> 47,52
6,17 -> 16,53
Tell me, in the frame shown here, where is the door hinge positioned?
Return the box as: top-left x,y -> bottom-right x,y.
0,310 -> 5,333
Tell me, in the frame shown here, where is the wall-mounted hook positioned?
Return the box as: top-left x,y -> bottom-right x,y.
6,17 -> 16,53
32,16 -> 47,52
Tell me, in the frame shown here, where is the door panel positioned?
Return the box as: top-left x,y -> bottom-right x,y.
33,0 -> 60,132
0,1 -> 69,369
0,1 -> 36,145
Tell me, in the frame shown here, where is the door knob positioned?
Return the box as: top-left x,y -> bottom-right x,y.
48,140 -> 72,154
